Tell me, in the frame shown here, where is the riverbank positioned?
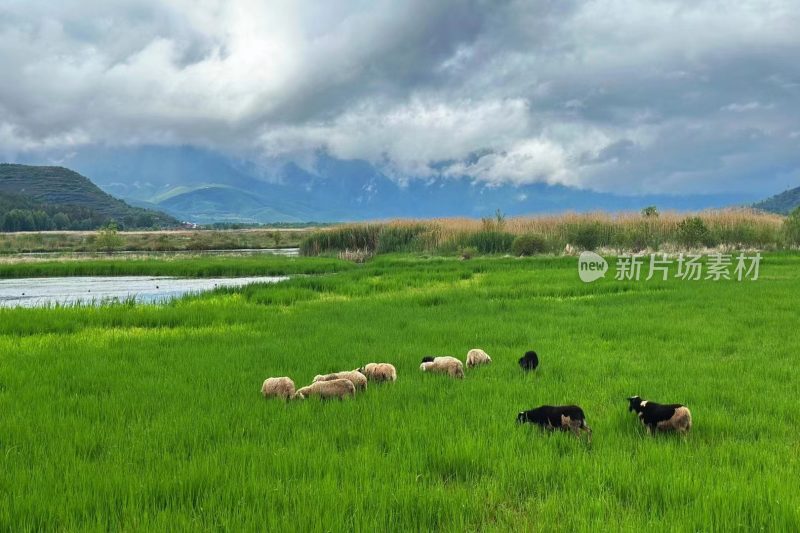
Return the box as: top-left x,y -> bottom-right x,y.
0,255 -> 352,278
0,228 -> 314,254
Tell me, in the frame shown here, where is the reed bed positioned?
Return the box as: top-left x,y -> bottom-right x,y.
301,209 -> 789,256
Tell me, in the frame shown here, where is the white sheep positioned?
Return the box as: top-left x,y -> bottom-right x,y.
313,370 -> 368,391
295,378 -> 356,400
420,356 -> 465,379
260,377 -> 296,400
358,363 -> 397,382
465,348 -> 492,368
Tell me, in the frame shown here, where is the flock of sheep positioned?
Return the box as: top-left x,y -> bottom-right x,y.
261,348 -> 692,439
261,363 -> 397,401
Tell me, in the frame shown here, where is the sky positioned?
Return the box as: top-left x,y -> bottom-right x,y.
1,0 -> 799,197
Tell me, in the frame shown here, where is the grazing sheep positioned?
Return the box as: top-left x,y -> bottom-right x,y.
627,396 -> 692,435
313,370 -> 368,391
518,350 -> 539,372
466,348 -> 492,368
516,405 -> 592,441
358,363 -> 397,382
260,377 -> 296,400
295,378 -> 356,400
420,356 -> 465,379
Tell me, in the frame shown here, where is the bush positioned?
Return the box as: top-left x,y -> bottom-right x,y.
52,212 -> 70,230
376,224 -> 430,253
465,231 -> 515,254
459,246 -> 478,260
641,206 -> 659,218
338,249 -> 372,263
677,217 -> 716,247
784,207 -> 800,245
96,223 -> 124,252
511,234 -> 547,256
568,222 -> 608,251
300,225 -> 381,256
611,221 -> 662,251
712,221 -> 774,248
481,209 -> 506,232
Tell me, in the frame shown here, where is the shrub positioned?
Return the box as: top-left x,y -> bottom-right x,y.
711,221 -> 770,248
641,206 -> 659,218
459,246 -> 478,260
52,212 -> 70,230
612,221 -> 662,251
95,223 -> 124,252
784,207 -> 800,245
300,225 -> 381,256
338,249 -> 372,263
465,231 -> 515,254
677,217 -> 716,247
376,224 -> 430,253
568,222 -> 608,251
511,234 -> 547,256
481,209 -> 506,232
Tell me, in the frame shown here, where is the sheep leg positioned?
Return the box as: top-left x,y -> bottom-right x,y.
581,423 -> 592,444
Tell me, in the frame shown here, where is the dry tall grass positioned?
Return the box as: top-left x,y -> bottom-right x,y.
301,209 -> 788,256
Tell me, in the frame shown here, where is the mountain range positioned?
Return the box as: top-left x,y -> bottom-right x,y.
0,164 -> 178,230
33,146 -> 768,224
753,186 -> 800,214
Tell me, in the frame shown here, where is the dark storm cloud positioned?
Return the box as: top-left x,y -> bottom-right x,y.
0,0 -> 798,194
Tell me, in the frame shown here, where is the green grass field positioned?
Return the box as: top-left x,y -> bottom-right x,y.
0,255 -> 351,279
1,254 -> 799,531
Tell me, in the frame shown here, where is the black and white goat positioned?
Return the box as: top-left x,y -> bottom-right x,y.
627,396 -> 692,435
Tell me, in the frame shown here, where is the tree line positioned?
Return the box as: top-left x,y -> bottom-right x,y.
0,207 -> 159,231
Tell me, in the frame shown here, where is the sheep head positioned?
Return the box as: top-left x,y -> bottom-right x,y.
627,396 -> 642,412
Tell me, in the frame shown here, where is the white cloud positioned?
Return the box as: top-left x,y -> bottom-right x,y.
721,101 -> 774,112
259,97 -> 531,178
1,0 -> 799,194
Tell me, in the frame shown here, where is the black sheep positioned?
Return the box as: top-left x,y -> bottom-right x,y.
518,350 -> 539,371
516,405 -> 591,441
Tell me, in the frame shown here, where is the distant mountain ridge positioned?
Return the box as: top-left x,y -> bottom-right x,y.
48,146 -> 760,223
0,164 -> 178,230
753,186 -> 800,214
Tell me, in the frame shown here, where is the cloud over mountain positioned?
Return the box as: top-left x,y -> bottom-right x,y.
1,0 -> 799,195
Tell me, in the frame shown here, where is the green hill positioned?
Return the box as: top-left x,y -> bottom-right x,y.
0,164 -> 178,231
156,185 -> 313,223
753,186 -> 800,215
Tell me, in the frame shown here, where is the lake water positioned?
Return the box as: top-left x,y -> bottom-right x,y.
0,276 -> 288,308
